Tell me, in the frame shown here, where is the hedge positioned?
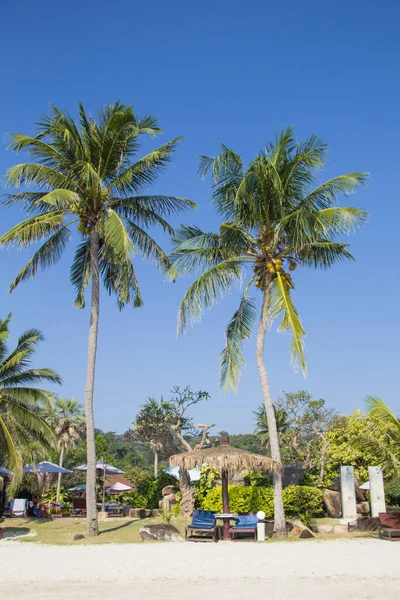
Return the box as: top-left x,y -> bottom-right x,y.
201,485 -> 323,517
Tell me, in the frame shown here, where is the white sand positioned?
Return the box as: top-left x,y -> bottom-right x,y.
1,538 -> 400,599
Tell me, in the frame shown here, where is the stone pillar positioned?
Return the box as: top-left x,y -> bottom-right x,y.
340,466 -> 357,519
368,466 -> 386,517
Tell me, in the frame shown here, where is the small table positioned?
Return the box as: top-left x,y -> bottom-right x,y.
214,513 -> 238,540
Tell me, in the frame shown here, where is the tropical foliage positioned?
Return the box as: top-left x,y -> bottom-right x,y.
0,314 -> 60,487
1,101 -> 195,535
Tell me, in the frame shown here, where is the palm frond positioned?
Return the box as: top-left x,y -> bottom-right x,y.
70,240 -> 91,308
269,273 -> 306,373
220,294 -> 257,391
0,211 -> 65,248
177,258 -> 244,334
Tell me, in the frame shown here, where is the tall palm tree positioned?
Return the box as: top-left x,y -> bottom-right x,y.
44,397 -> 85,503
171,128 -> 368,536
0,102 -> 195,535
0,314 -> 60,491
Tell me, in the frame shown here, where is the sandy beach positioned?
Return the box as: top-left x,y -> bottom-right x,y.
1,538 -> 399,599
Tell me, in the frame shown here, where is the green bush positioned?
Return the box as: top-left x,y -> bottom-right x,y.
201,485 -> 323,517
119,491 -> 148,508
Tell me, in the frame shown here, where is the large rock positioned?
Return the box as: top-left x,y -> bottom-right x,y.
160,494 -> 177,512
323,489 -> 342,517
356,502 -> 370,515
73,534 -> 85,541
265,521 -> 294,537
282,465 -> 304,488
140,523 -> 182,542
326,476 -> 365,501
348,517 -> 380,532
292,519 -> 316,539
316,524 -> 334,534
162,485 -> 179,497
129,508 -> 147,519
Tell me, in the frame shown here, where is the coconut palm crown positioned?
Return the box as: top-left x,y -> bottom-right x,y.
0,314 -> 60,484
172,128 -> 369,389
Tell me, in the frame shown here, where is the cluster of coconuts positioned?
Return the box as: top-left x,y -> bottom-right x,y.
77,218 -> 91,235
254,256 -> 297,291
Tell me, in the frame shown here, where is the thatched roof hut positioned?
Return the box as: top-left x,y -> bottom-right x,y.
170,436 -> 280,539
170,440 -> 279,473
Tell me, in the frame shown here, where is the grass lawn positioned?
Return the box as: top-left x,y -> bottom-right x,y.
1,516 -> 377,545
1,516 -> 190,545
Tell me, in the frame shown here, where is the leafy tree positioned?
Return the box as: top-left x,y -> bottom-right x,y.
171,128 -> 367,536
43,397 -> 84,502
1,102 -> 195,535
0,314 -> 60,490
324,409 -> 400,484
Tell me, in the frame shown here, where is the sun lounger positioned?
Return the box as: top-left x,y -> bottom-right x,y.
185,510 -> 218,542
379,512 -> 400,541
10,498 -> 28,517
229,514 -> 258,541
70,498 -> 87,517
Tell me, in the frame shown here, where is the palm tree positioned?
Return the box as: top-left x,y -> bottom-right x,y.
0,102 -> 195,535
254,404 -> 291,451
361,396 -> 400,474
44,397 -> 85,503
0,314 -> 60,490
171,128 -> 368,536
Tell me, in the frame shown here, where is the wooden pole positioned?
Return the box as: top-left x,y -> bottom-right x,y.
221,468 -> 230,539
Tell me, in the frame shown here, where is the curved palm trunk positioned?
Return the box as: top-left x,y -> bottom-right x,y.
84,229 -> 100,537
256,285 -> 287,538
55,445 -> 64,504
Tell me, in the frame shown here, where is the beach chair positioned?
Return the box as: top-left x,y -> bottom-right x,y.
70,497 -> 87,517
229,514 -> 258,541
379,512 -> 400,541
10,498 -> 28,518
185,510 -> 218,542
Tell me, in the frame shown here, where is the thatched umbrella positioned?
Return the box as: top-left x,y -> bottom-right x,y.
170,435 -> 280,538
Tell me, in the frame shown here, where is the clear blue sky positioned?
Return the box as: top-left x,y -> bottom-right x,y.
0,0 -> 399,435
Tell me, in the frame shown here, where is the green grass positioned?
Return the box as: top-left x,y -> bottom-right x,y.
1,516 -> 378,545
1,516 -> 189,545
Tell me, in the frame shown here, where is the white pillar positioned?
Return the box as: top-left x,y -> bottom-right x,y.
257,522 -> 265,542
368,466 -> 386,517
340,466 -> 357,519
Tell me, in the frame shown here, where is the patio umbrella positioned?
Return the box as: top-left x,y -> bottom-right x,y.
73,461 -> 125,512
24,461 -> 72,474
105,481 -> 132,494
360,481 -> 370,491
170,435 -> 279,538
68,483 -> 86,493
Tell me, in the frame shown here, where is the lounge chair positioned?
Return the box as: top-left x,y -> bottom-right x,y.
379,512 -> 400,541
70,498 -> 87,517
10,498 -> 28,518
229,514 -> 258,541
185,510 -> 218,542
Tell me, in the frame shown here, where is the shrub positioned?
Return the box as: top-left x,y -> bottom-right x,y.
120,491 -> 147,508
201,485 -> 323,517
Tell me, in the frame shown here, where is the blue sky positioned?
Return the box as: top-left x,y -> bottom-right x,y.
0,0 -> 399,435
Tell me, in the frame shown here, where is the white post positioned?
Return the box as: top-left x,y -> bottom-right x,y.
368,466 -> 386,517
340,466 -> 357,519
257,522 -> 265,542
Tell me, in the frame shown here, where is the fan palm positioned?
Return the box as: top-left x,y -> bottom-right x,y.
0,101 -> 195,535
171,128 -> 368,536
0,314 -> 60,490
43,397 -> 84,503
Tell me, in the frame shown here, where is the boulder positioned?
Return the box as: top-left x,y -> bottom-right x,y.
151,509 -> 160,518
326,476 -> 365,501
292,519 -> 316,539
316,524 -> 334,534
348,517 -> 380,532
73,534 -> 85,541
140,523 -> 182,542
282,465 -> 304,488
129,508 -> 147,519
323,489 -> 342,518
356,502 -> 370,515
162,485 -> 179,497
264,521 -> 293,537
160,494 -> 177,511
